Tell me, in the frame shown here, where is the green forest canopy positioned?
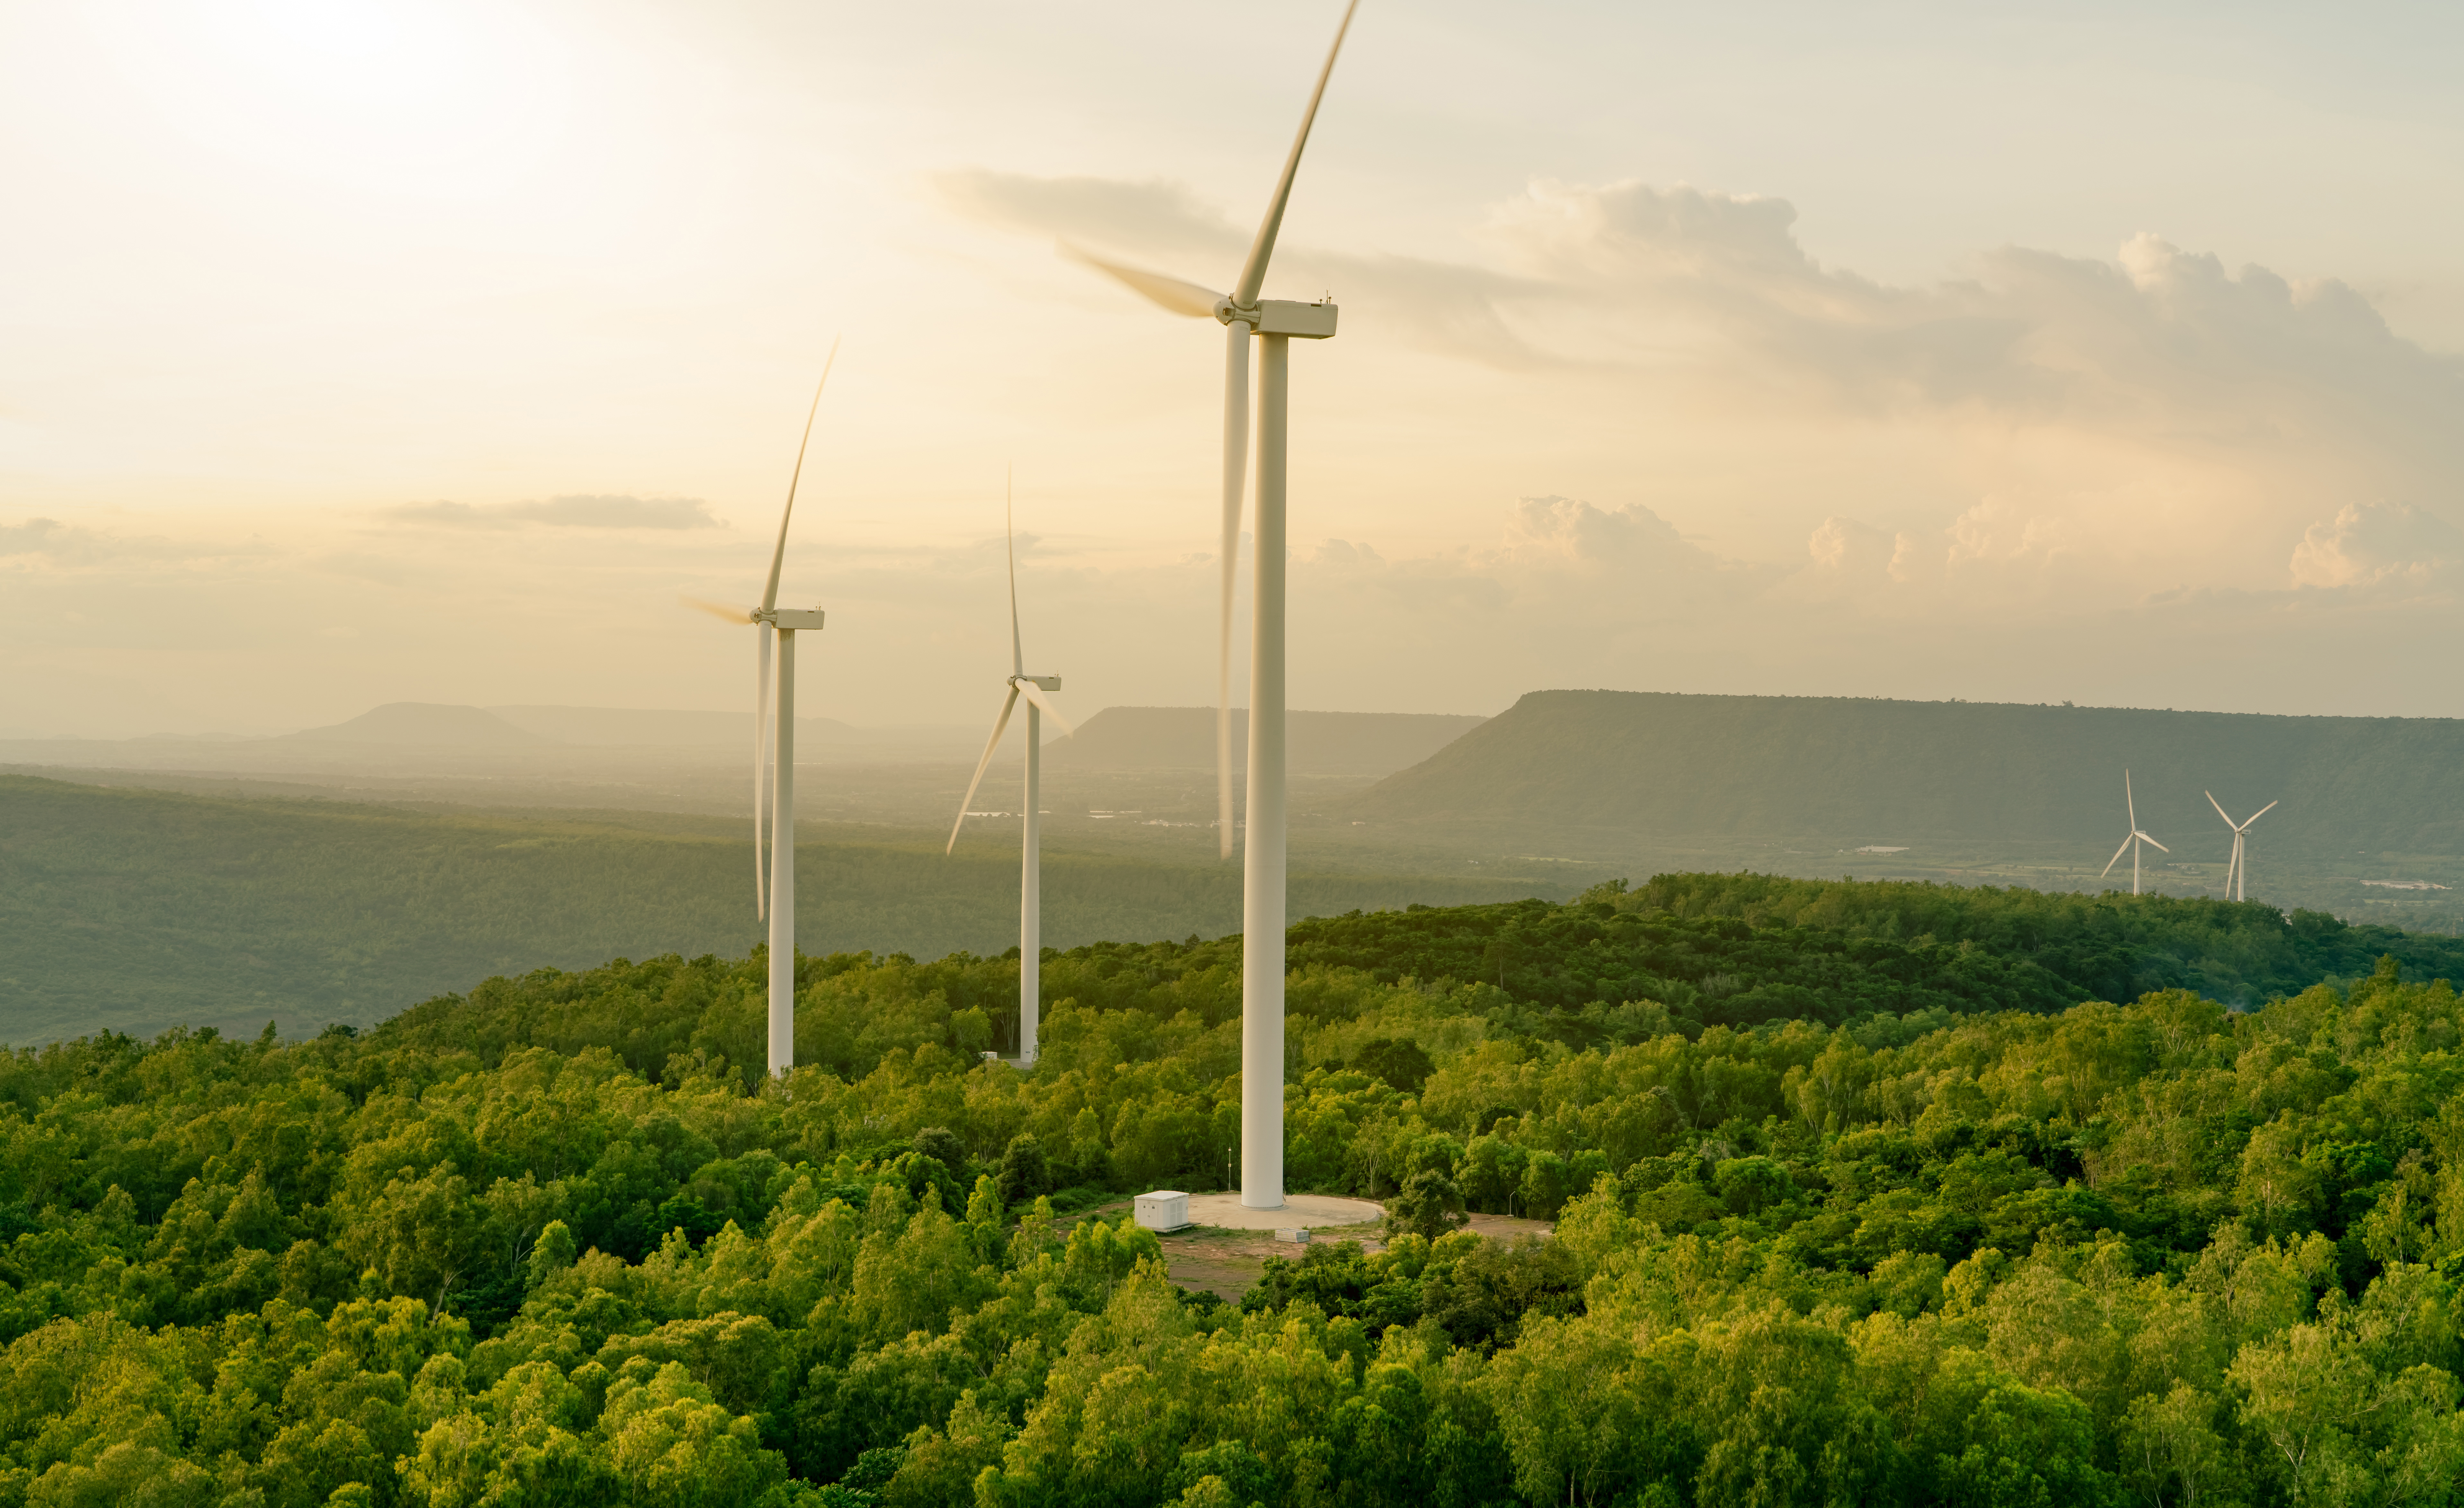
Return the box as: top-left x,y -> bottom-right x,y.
5,879 -> 2464,1504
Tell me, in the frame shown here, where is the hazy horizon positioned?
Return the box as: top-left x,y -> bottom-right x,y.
8,1 -> 2463,736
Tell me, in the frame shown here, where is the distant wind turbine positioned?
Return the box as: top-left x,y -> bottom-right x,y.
2205,791 -> 2280,902
2101,770 -> 2169,896
1065,0 -> 1360,1213
685,341 -> 838,1078
945,477 -> 1075,1067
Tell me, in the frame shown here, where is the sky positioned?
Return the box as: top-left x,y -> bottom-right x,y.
4,0 -> 2462,736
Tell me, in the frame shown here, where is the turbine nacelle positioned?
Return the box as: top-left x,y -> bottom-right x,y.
757,608 -> 828,630
1236,299 -> 1340,338
1013,674 -> 1060,692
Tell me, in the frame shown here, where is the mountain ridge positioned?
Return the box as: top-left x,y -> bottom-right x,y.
1346,689 -> 2464,855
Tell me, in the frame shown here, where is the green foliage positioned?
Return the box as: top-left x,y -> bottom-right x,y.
1613,870 -> 2464,1008
994,1135 -> 1053,1209
1384,1170 -> 1469,1242
3,890 -> 2464,1504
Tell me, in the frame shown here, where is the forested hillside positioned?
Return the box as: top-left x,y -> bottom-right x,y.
5,885 -> 2464,1504
1350,690 -> 2464,856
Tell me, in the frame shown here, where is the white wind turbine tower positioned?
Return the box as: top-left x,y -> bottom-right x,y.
1066,0 -> 1360,1213
687,344 -> 838,1079
2206,791 -> 2280,902
945,479 -> 1075,1066
2101,770 -> 2170,896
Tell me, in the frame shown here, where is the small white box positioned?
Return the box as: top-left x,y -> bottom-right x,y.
1274,1228 -> 1311,1244
1134,1190 -> 1190,1233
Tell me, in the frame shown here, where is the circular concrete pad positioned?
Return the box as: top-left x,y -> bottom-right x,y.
1183,1192 -> 1382,1231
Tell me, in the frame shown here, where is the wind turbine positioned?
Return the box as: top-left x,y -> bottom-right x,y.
2206,791 -> 2280,902
687,343 -> 838,1079
945,477 -> 1075,1067
2101,770 -> 2170,896
1066,0 -> 1359,1212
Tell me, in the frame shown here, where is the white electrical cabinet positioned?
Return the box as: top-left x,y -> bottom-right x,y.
1133,1191 -> 1191,1233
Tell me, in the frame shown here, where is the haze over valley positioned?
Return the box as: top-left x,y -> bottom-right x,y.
10,690 -> 2458,1044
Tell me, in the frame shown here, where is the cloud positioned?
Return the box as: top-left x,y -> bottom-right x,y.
383,495 -> 722,530
1489,181 -> 2433,383
0,518 -> 105,563
0,517 -> 270,568
939,167 -> 2464,605
990,169 -> 2457,499
2289,502 -> 2464,591
1805,516 -> 1896,575
1495,495 -> 1728,580
1792,516 -> 1907,603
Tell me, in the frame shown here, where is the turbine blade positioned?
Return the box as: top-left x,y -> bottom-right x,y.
2206,790 -> 2236,826
761,337 -> 840,615
1007,469 -> 1024,680
1015,679 -> 1077,738
754,627 -> 773,920
2125,769 -> 2136,831
1232,0 -> 1363,307
1061,244 -> 1224,318
947,687 -> 1021,855
2102,834 -> 2134,879
1219,323 -> 1251,859
2142,833 -> 2171,853
2247,799 -> 2279,825
683,594 -> 750,624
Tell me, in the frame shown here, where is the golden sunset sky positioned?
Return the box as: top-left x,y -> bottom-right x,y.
6,0 -> 2462,734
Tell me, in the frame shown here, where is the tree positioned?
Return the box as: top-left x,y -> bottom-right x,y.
1385,1170 -> 1469,1243
599,1362 -> 786,1508
1354,1039 -> 1436,1094
995,1134 -> 1053,1207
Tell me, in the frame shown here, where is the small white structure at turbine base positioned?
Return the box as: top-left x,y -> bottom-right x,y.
1134,1191 -> 1192,1233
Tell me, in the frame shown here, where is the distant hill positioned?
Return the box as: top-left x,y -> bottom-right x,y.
1048,707 -> 1488,778
283,702 -> 876,748
1347,690 -> 2464,856
283,702 -> 545,745
487,704 -> 871,746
